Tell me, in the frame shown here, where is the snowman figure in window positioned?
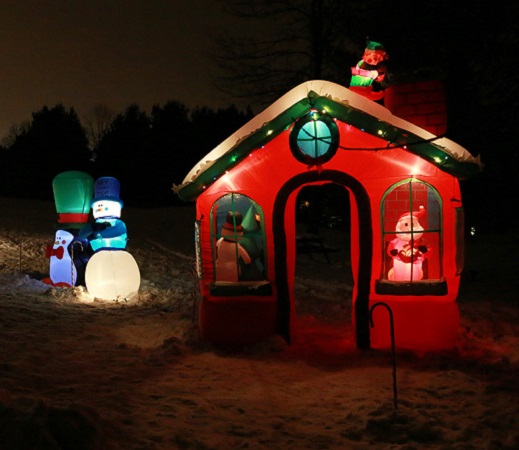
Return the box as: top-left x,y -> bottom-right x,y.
387,206 -> 429,281
215,211 -> 251,282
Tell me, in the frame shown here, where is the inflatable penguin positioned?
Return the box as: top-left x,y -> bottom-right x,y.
45,171 -> 95,287
43,229 -> 77,287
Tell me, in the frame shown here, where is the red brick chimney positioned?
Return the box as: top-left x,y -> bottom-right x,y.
384,80 -> 448,136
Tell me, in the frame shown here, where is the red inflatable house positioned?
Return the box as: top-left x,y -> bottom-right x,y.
174,80 -> 481,351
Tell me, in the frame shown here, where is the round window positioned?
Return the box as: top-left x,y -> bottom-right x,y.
289,111 -> 339,165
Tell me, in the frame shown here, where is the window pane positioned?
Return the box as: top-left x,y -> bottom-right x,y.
382,180 -> 442,281
298,120 -> 333,158
211,194 -> 266,282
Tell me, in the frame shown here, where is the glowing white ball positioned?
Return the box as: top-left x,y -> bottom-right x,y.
85,250 -> 140,301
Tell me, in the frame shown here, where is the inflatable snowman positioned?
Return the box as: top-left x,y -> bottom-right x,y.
43,229 -> 77,287
83,177 -> 140,301
215,211 -> 251,282
387,206 -> 429,281
84,177 -> 128,252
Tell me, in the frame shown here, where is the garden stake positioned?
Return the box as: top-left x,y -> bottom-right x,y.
370,302 -> 398,410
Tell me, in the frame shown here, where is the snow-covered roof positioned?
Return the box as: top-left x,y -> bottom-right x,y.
174,80 -> 481,201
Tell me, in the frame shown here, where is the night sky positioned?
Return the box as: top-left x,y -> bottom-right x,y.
0,0 -> 240,139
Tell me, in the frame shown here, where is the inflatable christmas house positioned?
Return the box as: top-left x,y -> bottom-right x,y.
173,80 -> 481,351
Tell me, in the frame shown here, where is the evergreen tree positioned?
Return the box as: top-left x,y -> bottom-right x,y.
0,105 -> 90,199
94,104 -> 152,205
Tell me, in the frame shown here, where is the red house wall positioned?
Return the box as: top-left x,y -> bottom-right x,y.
196,124 -> 462,349
384,80 -> 448,136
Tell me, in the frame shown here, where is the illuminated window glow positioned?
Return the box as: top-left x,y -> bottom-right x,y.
289,112 -> 339,165
381,179 -> 442,283
210,193 -> 267,283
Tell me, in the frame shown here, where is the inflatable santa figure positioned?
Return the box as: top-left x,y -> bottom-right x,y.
350,40 -> 389,101
215,211 -> 251,282
387,206 -> 429,281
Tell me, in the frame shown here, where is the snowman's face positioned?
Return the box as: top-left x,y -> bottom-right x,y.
396,215 -> 424,242
92,200 -> 122,219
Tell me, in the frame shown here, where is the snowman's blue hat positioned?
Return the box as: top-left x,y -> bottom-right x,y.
91,177 -> 123,207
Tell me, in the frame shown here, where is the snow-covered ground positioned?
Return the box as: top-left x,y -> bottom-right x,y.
1,196 -> 518,449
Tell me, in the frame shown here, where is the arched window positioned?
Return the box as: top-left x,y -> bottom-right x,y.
210,193 -> 267,284
377,179 -> 446,295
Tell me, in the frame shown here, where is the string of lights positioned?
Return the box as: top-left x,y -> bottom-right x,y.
337,133 -> 448,152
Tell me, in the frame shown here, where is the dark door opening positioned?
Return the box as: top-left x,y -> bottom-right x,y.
294,183 -> 353,322
274,170 -> 372,348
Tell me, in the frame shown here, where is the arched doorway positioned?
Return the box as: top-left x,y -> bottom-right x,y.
292,182 -> 353,351
273,170 -> 373,349
294,183 -> 352,316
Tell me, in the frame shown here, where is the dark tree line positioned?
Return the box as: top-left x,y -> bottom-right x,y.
215,0 -> 518,151
1,0 -> 517,224
213,0 -> 518,231
0,105 -> 91,200
0,103 -> 253,206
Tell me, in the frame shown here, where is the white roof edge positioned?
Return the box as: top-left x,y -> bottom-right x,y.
181,80 -> 480,186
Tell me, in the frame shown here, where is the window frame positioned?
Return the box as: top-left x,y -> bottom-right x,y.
375,178 -> 447,296
209,193 -> 270,296
289,111 -> 339,165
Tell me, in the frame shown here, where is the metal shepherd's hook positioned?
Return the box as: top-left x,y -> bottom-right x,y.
369,302 -> 398,410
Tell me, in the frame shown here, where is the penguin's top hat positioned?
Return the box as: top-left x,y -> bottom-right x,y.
91,177 -> 123,207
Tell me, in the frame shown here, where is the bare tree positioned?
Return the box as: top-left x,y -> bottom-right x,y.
1,121 -> 31,148
213,0 -> 358,110
83,104 -> 114,159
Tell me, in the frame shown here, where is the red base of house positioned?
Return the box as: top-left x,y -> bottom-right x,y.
198,296 -> 278,347
368,300 -> 460,351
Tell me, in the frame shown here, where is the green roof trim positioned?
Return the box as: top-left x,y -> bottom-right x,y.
312,95 -> 481,180
177,91 -> 480,201
176,97 -> 314,201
